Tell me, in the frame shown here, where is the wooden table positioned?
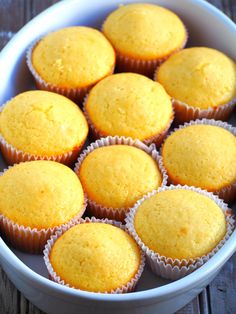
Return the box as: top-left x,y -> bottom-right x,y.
0,0 -> 235,313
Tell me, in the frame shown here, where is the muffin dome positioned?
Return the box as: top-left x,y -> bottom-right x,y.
31,27 -> 115,88
78,145 -> 162,209
162,124 -> 236,192
103,3 -> 187,60
134,189 -> 226,260
49,222 -> 142,292
85,73 -> 173,144
0,160 -> 85,229
157,47 -> 236,109
0,90 -> 88,158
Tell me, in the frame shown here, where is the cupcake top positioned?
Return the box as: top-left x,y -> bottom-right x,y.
134,189 -> 226,260
49,222 -> 141,292
157,47 -> 236,109
102,3 -> 187,59
0,91 -> 88,156
78,145 -> 162,209
0,161 -> 85,229
162,124 -> 236,191
31,27 -> 115,88
85,73 -> 173,141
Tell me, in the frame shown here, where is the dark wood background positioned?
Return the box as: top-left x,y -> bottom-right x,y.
0,0 -> 235,313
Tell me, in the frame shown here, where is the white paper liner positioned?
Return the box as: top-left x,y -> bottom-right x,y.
125,184 -> 235,280
26,40 -> 115,105
102,21 -> 188,78
115,52 -> 165,78
83,94 -> 174,147
43,217 -> 145,293
0,165 -> 87,254
161,119 -> 236,203
74,136 -> 168,221
154,68 -> 236,124
0,101 -> 86,166
171,97 -> 236,125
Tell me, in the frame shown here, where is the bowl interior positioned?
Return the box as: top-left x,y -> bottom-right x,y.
0,0 -> 235,301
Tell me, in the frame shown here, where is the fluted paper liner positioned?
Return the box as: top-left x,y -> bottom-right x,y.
102,22 -> 188,78
26,40 -> 115,105
172,98 -> 236,125
125,185 -> 235,280
161,119 -> 236,203
83,94 -> 174,147
43,217 -> 145,293
154,68 -> 236,124
0,165 -> 87,254
0,101 -> 86,166
74,136 -> 168,221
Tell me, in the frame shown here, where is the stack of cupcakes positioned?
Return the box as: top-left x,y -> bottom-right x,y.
0,2 -> 235,294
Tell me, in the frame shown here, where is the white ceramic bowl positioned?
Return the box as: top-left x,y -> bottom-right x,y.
0,1 -> 235,313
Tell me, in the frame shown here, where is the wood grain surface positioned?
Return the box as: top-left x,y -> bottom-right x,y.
0,0 -> 235,313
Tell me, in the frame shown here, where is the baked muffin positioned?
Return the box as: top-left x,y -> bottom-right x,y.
102,3 -> 187,77
156,47 -> 236,124
75,136 -> 167,221
161,120 -> 236,202
0,160 -> 86,253
44,218 -> 144,293
84,73 -> 173,146
0,90 -> 88,165
27,27 -> 115,104
126,185 -> 233,280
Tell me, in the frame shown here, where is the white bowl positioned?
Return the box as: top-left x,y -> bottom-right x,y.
0,0 -> 235,313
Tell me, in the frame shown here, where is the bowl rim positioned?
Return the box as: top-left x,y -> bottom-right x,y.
0,0 -> 236,304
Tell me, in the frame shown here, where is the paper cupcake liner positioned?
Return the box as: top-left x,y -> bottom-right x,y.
154,68 -> 236,124
83,95 -> 174,147
43,216 -> 145,293
172,98 -> 236,125
115,52 -> 165,78
26,41 -> 115,105
0,101 -> 86,166
125,184 -> 235,280
161,119 -> 236,203
74,136 -> 168,221
0,203 -> 87,254
0,134 -> 85,166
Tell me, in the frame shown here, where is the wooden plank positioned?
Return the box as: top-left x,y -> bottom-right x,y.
0,0 -> 25,50
30,0 -> 59,19
208,253 -> 236,314
207,0 -> 224,11
0,267 -> 19,314
199,288 -> 210,314
221,0 -> 236,21
19,294 -> 29,314
176,296 -> 200,314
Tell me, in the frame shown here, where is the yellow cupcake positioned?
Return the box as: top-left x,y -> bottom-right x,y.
0,160 -> 86,253
157,47 -> 236,123
49,222 -> 142,292
85,73 -> 173,145
29,27 -> 115,102
103,3 -> 187,76
0,90 -> 88,165
77,143 -> 163,220
162,123 -> 236,200
0,161 -> 85,230
134,189 -> 226,260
